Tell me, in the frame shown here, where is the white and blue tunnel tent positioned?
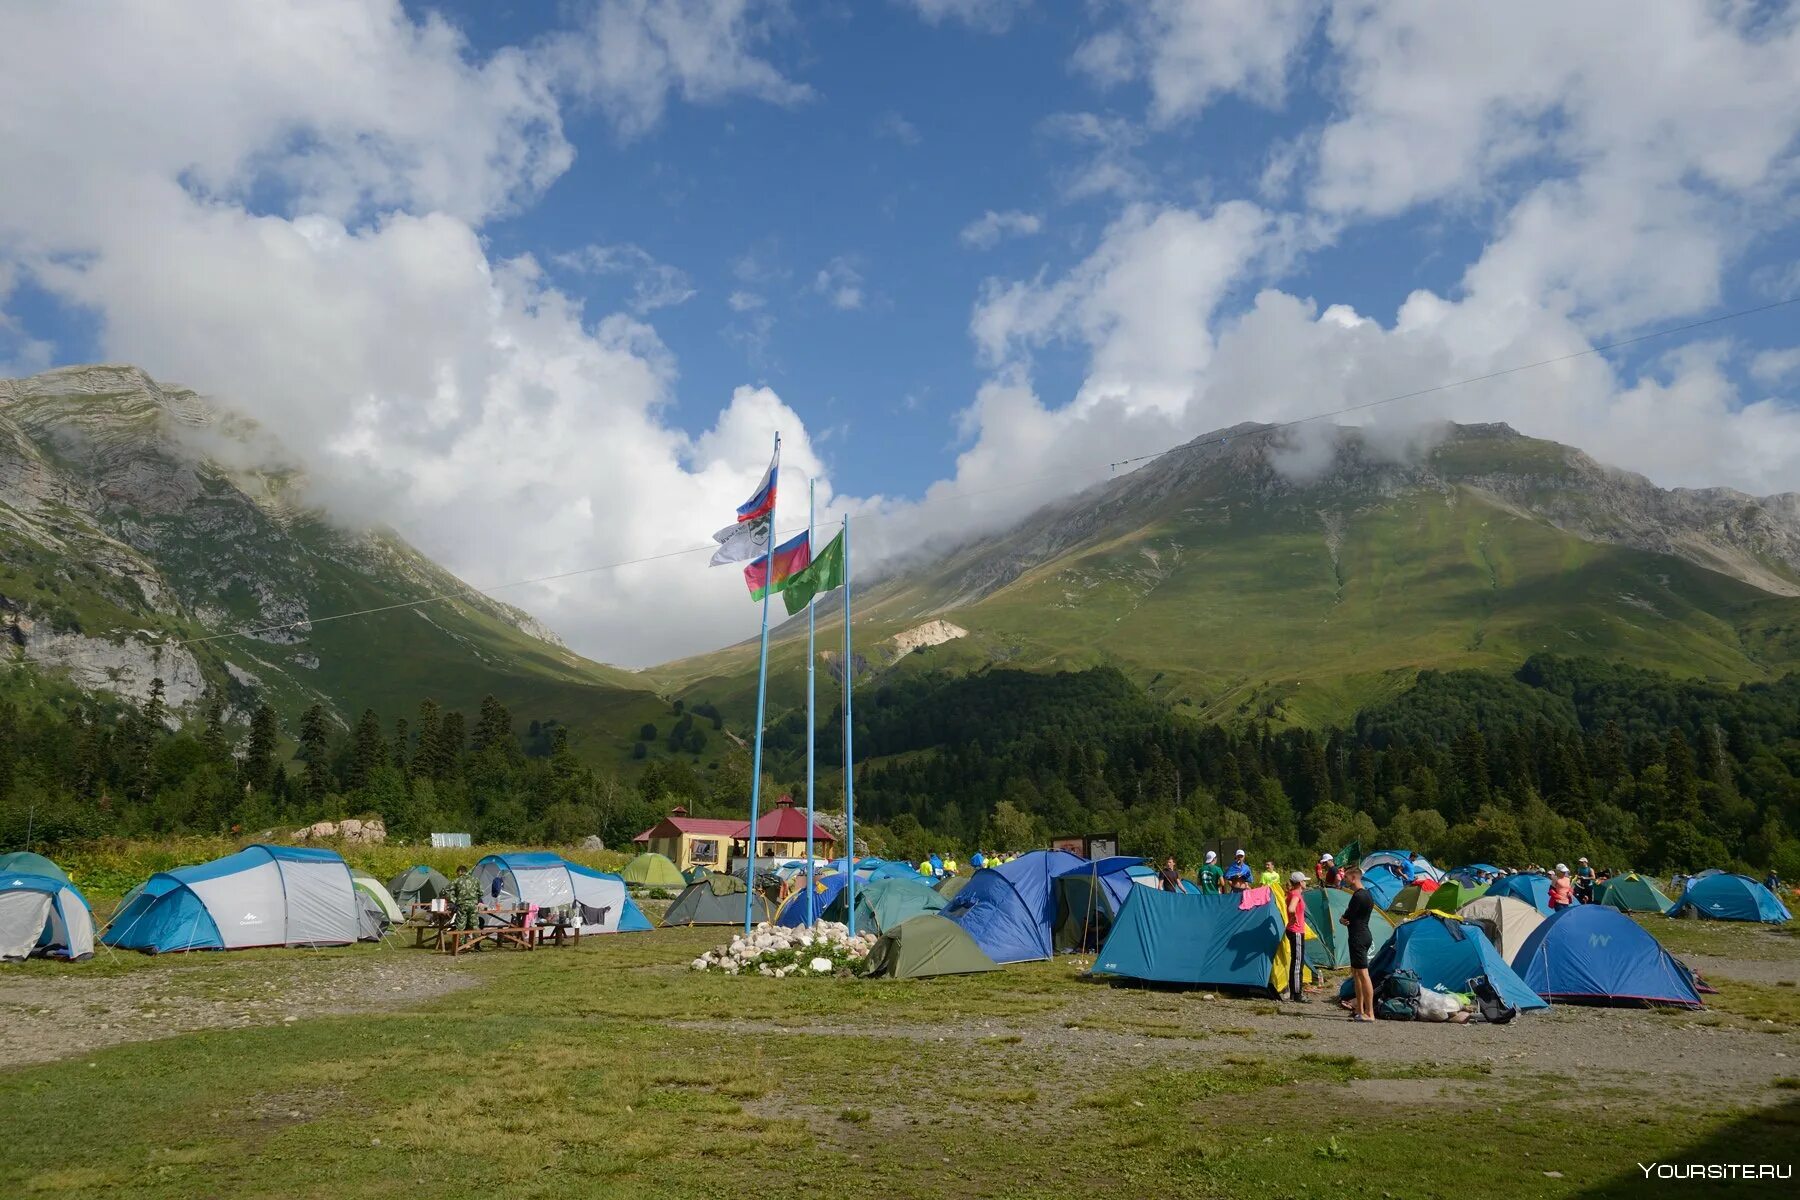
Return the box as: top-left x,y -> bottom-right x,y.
473,853 -> 652,934
1,872 -> 95,962
103,845 -> 374,954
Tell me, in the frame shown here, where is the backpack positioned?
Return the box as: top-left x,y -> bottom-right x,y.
1467,974 -> 1517,1024
1374,968 -> 1421,1020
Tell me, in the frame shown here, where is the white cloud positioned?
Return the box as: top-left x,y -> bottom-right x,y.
554,242 -> 696,312
813,257 -> 865,311
1752,347 -> 1800,387
899,0 -> 1030,32
544,0 -> 812,140
1039,112 -> 1151,201
1075,0 -> 1323,124
727,290 -> 767,312
960,210 -> 1043,249
877,112 -> 922,145
0,0 -> 833,666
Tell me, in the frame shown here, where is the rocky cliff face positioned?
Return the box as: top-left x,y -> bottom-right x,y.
0,364 -> 602,720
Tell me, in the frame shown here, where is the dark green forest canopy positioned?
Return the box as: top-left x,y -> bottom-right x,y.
3,656 -> 1798,881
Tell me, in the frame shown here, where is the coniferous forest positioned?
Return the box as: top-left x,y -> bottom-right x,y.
3,655 -> 1798,880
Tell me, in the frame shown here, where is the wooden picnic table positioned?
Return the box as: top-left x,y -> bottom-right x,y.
406,906 -> 544,954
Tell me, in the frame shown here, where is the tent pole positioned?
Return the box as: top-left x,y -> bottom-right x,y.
805,478 -> 816,926
842,513 -> 857,939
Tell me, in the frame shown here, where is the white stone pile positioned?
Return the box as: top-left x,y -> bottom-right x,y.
691,920 -> 879,976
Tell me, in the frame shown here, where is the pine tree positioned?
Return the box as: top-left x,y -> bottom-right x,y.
200,694 -> 231,764
1452,725 -> 1491,817
142,676 -> 166,731
347,709 -> 387,792
413,699 -> 442,776
1664,729 -> 1701,824
391,717 -> 409,773
243,703 -> 279,793
298,704 -> 332,802
436,711 -> 466,779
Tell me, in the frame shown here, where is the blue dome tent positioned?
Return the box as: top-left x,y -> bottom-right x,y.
1512,905 -> 1702,1007
1362,850 -> 1444,883
104,845 -> 371,954
1486,873 -> 1553,915
1092,888 -> 1283,991
1669,874 -> 1791,924
474,854 -> 652,934
1361,868 -> 1407,910
1353,913 -> 1546,1012
1,873 -> 95,962
943,849 -> 1086,963
775,872 -> 848,927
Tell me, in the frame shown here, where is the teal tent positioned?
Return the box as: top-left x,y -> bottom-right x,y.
1092,888 -> 1282,992
1348,913 -> 1547,1011
1302,886 -> 1395,968
0,852 -> 70,885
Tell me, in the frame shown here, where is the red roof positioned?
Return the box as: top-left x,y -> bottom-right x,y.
748,805 -> 834,843
632,804 -> 833,845
632,815 -> 746,844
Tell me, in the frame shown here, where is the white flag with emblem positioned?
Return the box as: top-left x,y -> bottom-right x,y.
710,516 -> 770,566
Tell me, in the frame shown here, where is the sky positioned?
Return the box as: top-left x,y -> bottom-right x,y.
2,1 -> 1799,666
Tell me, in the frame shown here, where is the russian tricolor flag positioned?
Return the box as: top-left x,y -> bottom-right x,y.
737,446 -> 778,523
744,531 -> 810,600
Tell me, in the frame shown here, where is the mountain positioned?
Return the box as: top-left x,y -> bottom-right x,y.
0,364 -> 665,762
650,421 -> 1800,730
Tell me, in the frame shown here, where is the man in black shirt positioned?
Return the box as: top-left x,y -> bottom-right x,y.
1340,865 -> 1376,1022
1157,856 -> 1182,892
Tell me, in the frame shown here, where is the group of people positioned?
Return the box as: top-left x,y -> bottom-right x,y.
916,851 -> 1018,880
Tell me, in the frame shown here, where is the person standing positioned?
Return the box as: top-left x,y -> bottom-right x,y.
1575,856 -> 1596,903
1318,853 -> 1341,889
1259,860 -> 1283,892
1199,851 -> 1225,894
1549,865 -> 1575,911
1341,866 -> 1376,1022
1225,849 -> 1253,890
447,865 -> 482,936
1158,855 -> 1182,892
1285,871 -> 1309,1002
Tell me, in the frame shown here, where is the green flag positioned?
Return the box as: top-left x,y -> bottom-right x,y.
782,530 -> 845,615
1335,839 -> 1361,868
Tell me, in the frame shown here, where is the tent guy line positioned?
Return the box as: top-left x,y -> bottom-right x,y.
121,292 -> 1798,653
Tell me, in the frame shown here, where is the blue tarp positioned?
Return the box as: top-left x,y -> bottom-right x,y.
1092,888 -> 1282,990
1513,905 -> 1701,1007
1670,874 -> 1791,923
1486,873 -> 1553,915
1358,913 -> 1547,1011
943,849 -> 1086,963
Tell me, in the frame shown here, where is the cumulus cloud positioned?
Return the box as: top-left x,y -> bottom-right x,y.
960,210 -> 1043,249
0,0 -> 829,665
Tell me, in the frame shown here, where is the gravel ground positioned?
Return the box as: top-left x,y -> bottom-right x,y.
0,948 -> 475,1067
1681,953 -> 1799,987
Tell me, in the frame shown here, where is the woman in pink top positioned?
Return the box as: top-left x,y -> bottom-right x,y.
1549,865 -> 1575,910
1285,871 -> 1309,1002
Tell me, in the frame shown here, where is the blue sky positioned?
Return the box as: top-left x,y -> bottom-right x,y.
2,2 -> 1798,662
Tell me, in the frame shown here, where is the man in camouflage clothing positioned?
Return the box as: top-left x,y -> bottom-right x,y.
448,865 -> 483,932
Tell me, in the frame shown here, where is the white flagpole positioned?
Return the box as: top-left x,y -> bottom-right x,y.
743,431 -> 778,933
842,513 -> 857,938
804,478 -> 817,924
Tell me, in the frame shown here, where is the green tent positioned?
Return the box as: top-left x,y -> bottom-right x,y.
684,865 -> 713,884
621,852 -> 686,890
1388,883 -> 1432,915
388,865 -> 451,908
867,914 -> 999,979
1427,880 -> 1487,912
1594,874 -> 1674,914
663,874 -> 773,926
0,851 -> 68,884
833,878 -> 946,936
1302,886 -> 1397,968
934,873 -> 970,901
349,868 -> 404,923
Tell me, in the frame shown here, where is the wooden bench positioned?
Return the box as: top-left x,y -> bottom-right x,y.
440,923 -> 536,955
535,923 -> 581,949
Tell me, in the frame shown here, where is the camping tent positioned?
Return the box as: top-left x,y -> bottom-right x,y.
1051,857 -> 1143,953
104,845 -> 369,953
1513,905 -> 1702,1007
1093,888 -> 1283,992
1593,874 -> 1674,915
934,874 -> 970,901
1486,873 -> 1553,915
1388,884 -> 1433,915
1362,850 -> 1444,883
388,865 -> 451,908
1353,913 -> 1546,1011
1361,868 -> 1407,910
866,914 -> 999,979
621,853 -> 687,890
1427,880 -> 1487,912
943,849 -> 1086,964
1302,886 -> 1395,968
664,873 -> 773,926
777,872 -> 848,927
348,869 -> 403,925
1455,895 -> 1545,963
843,878 -> 946,936
474,854 -> 652,934
683,865 -> 712,884
1447,864 -> 1501,886
1669,874 -> 1792,923
0,851 -> 71,885
1,873 -> 94,961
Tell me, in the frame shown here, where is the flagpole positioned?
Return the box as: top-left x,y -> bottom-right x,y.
842,512 -> 857,939
743,431 -> 778,933
804,478 -> 817,924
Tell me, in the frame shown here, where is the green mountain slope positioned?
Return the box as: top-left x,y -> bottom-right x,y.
0,364 -> 664,763
650,423 -> 1800,729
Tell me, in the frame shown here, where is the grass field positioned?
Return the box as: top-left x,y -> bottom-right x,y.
2,912 -> 1796,1198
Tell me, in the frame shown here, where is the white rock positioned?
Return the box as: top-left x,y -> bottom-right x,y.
810,957 -> 833,973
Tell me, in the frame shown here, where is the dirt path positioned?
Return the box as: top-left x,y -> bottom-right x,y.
0,950 -> 476,1067
1681,954 -> 1799,987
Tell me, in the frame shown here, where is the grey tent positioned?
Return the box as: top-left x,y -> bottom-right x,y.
866,914 -> 999,979
388,865 -> 451,908
1,873 -> 95,962
663,874 -> 773,927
